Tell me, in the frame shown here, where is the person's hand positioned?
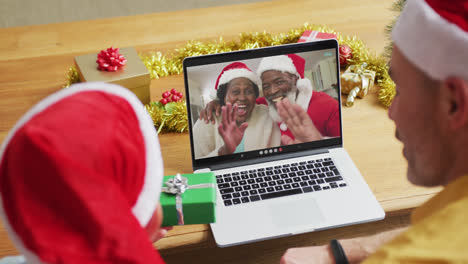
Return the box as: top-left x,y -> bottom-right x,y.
146,204 -> 174,243
280,134 -> 296,146
218,103 -> 248,155
151,226 -> 173,243
280,227 -> 409,264
280,245 -> 334,264
199,100 -> 221,124
277,98 -> 323,145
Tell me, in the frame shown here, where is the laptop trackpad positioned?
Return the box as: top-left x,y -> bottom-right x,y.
269,198 -> 325,228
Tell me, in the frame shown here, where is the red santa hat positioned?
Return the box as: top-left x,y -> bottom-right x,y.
392,0 -> 468,81
209,62 -> 259,100
256,54 -> 313,94
257,54 -> 305,79
0,82 -> 165,264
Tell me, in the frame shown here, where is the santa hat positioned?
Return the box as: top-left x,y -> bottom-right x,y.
392,0 -> 468,81
209,62 -> 259,100
0,83 -> 165,263
257,54 -> 313,113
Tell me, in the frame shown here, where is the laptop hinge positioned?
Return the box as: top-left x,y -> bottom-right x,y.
207,148 -> 330,171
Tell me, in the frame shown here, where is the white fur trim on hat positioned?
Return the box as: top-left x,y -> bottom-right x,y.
392,0 -> 468,81
208,88 -> 218,101
257,55 -> 300,79
295,78 -> 313,110
209,68 -> 261,101
218,68 -> 259,88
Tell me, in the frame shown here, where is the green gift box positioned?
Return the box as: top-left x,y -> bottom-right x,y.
160,172 -> 216,226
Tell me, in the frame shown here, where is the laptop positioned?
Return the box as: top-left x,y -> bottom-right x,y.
182,39 -> 385,247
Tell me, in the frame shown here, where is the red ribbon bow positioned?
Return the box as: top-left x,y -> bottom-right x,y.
96,47 -> 127,71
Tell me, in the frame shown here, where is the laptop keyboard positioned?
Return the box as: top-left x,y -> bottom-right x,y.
217,157 -> 347,206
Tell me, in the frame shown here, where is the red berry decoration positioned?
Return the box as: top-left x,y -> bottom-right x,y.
339,44 -> 352,67
96,47 -> 127,72
160,89 -> 184,104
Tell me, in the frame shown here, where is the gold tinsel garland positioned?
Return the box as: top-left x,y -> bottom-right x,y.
64,66 -> 80,88
145,101 -> 188,133
64,23 -> 396,131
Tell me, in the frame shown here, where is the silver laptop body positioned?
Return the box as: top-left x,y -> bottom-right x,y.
183,40 -> 385,247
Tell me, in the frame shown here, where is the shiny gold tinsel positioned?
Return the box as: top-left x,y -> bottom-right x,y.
64,66 -> 80,88
340,36 -> 395,107
136,23 -> 395,110
145,101 -> 188,133
138,23 -> 341,81
139,52 -> 182,79
378,71 -> 396,108
65,22 -> 397,132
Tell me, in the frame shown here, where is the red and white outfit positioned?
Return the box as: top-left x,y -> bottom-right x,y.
0,83 -> 165,264
256,54 -> 341,140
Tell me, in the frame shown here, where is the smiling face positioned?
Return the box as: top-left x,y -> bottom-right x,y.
223,77 -> 258,125
388,46 -> 449,187
260,70 -> 298,108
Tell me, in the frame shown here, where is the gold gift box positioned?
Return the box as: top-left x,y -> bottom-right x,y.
74,47 -> 150,104
340,63 -> 376,107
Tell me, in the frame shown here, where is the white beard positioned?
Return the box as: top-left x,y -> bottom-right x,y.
266,78 -> 314,123
267,90 -> 298,122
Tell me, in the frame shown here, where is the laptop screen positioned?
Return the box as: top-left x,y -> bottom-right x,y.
183,40 -> 343,170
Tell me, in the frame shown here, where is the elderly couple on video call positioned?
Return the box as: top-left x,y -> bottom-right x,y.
192,53 -> 340,159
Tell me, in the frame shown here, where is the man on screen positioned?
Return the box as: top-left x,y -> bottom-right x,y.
257,54 -> 340,145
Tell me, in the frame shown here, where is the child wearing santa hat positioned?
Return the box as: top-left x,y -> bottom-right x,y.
0,82 -> 168,263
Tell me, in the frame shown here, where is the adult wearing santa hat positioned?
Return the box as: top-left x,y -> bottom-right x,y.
256,53 -> 340,145
281,0 -> 468,263
0,82 -> 168,263
193,62 -> 280,158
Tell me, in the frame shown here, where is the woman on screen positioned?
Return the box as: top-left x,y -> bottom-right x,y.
193,62 -> 280,159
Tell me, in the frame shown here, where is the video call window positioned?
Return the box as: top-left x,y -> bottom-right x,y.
186,49 -> 340,160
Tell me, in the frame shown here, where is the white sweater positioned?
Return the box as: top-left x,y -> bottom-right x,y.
193,104 -> 281,159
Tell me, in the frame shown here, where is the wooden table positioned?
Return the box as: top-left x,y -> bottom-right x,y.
0,0 -> 441,263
